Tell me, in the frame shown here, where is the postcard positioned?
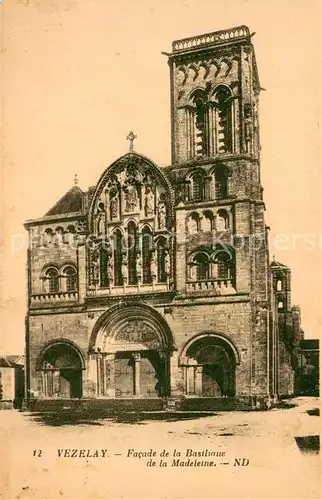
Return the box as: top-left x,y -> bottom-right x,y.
1,1 -> 320,499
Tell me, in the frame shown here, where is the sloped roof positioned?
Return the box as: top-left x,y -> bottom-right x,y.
270,259 -> 289,269
45,186 -> 84,216
7,355 -> 24,366
0,357 -> 15,368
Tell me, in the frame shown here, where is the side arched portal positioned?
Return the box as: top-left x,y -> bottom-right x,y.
180,333 -> 239,398
90,303 -> 174,399
37,340 -> 85,399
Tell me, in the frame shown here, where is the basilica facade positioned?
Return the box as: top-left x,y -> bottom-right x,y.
24,26 -> 302,410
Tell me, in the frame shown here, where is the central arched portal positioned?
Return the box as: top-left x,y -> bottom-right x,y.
91,304 -> 173,398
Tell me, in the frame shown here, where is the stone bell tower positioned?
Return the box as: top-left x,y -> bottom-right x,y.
167,25 -> 261,167
164,26 -> 273,402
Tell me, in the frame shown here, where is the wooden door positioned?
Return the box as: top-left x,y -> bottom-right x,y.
202,364 -> 223,397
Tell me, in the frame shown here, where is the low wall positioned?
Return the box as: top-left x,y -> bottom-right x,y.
26,395 -> 273,413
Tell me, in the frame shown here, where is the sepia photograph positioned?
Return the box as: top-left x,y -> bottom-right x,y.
0,0 -> 321,499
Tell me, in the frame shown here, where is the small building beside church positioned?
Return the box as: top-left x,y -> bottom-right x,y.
296,339 -> 319,396
24,26 -> 303,411
0,355 -> 24,409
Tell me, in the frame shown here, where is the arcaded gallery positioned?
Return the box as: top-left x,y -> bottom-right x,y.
25,26 -> 303,411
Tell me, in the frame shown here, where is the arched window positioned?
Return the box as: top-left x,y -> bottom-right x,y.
55,227 -> 64,246
193,92 -> 208,158
216,209 -> 229,231
191,173 -> 205,202
215,251 -> 233,280
64,266 -> 78,292
43,228 -> 54,247
127,221 -> 138,285
194,253 -> 209,281
157,237 -> 167,283
203,211 -> 214,232
46,268 -> 59,293
215,166 -> 228,200
276,280 -> 282,292
113,229 -> 124,286
210,85 -> 233,154
100,248 -> 109,288
188,212 -> 200,234
185,90 -> 208,160
277,296 -> 285,311
64,225 -> 76,245
142,226 -> 153,284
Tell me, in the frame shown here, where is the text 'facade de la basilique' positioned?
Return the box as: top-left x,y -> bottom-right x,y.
24,26 -> 303,411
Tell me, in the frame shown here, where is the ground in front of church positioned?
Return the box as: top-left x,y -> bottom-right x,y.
1,396 -> 320,500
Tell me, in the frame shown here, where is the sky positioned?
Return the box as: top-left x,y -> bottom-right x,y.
1,0 -> 321,354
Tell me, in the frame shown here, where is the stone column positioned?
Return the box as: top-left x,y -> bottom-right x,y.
186,366 -> 195,395
77,242 -> 86,304
195,366 -> 203,396
105,354 -> 116,398
158,349 -> 169,397
96,352 -> 102,397
170,351 -> 184,396
42,371 -> 47,397
132,352 -> 141,397
53,370 -> 60,398
102,354 -> 107,396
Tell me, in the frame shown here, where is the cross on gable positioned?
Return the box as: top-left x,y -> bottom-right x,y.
126,131 -> 137,152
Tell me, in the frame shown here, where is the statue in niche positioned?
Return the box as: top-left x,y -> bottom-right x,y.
124,184 -> 139,212
126,163 -> 139,184
109,189 -> 119,220
136,253 -> 142,278
164,251 -> 171,276
107,176 -> 121,219
117,168 -> 127,185
150,252 -> 157,279
108,258 -> 114,286
144,186 -> 155,217
157,195 -> 167,229
97,202 -> 106,235
121,255 -> 128,283
91,249 -> 100,286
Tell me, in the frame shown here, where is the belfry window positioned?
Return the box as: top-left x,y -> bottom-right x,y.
191,172 -> 205,202
185,90 -> 208,160
47,269 -> 59,293
64,266 -> 78,292
194,95 -> 208,157
210,85 -> 233,154
215,251 -> 233,280
194,253 -> 209,281
215,166 -> 228,200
